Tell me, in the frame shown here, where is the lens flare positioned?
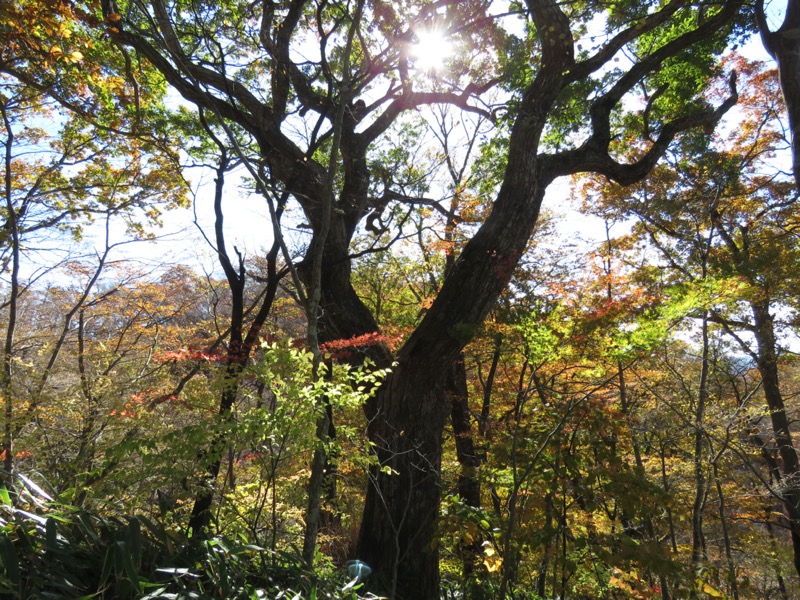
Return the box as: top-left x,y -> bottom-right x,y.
411,29 -> 452,72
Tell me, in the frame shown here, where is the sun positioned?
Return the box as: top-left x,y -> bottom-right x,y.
410,29 -> 452,72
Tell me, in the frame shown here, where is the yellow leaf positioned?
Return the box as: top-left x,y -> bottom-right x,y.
702,583 -> 725,598
69,50 -> 83,62
483,554 -> 502,573
609,575 -> 634,593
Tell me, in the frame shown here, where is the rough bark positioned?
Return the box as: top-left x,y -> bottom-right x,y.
757,0 -> 800,189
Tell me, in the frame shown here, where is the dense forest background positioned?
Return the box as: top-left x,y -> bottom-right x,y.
1,1 -> 800,598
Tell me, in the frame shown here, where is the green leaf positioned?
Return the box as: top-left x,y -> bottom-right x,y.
117,541 -> 142,594
0,533 -> 21,595
0,485 -> 10,507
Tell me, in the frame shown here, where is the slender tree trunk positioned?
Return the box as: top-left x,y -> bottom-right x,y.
187,148 -> 244,536
537,490 -> 554,598
0,103 -> 19,485
712,461 -> 739,600
188,382 -> 240,535
74,309 -> 99,496
304,403 -> 331,562
691,312 -> 711,567
559,479 -> 569,598
751,300 -> 800,578
478,335 -> 502,439
320,402 -> 340,532
659,441 -> 679,554
188,143 -> 283,536
498,372 -> 533,599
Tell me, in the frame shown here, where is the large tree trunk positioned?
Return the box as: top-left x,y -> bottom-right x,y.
356,173 -> 552,597
758,0 -> 800,189
358,365 -> 452,599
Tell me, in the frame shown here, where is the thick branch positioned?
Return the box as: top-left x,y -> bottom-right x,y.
549,72 -> 738,183
359,83 -> 497,144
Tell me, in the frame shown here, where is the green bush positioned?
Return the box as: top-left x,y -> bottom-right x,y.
0,474 -> 375,599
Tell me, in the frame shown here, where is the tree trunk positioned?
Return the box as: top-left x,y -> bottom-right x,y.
0,103 -> 19,485
356,181 -> 552,597
188,384 -> 239,535
536,490 -> 554,598
712,461 -> 739,600
691,313 -> 710,567
188,147 -> 283,536
758,0 -> 800,189
357,366 -> 453,599
751,300 -> 800,579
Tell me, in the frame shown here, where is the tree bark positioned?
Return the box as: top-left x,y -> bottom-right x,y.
757,0 -> 800,189
357,364 -> 452,599
691,312 -> 710,567
751,300 -> 800,579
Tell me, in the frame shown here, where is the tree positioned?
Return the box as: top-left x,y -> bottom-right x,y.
352,3 -> 742,596
180,114 -> 289,538
2,1 -> 749,596
579,56 -> 800,581
0,78 -> 186,486
756,0 -> 800,189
